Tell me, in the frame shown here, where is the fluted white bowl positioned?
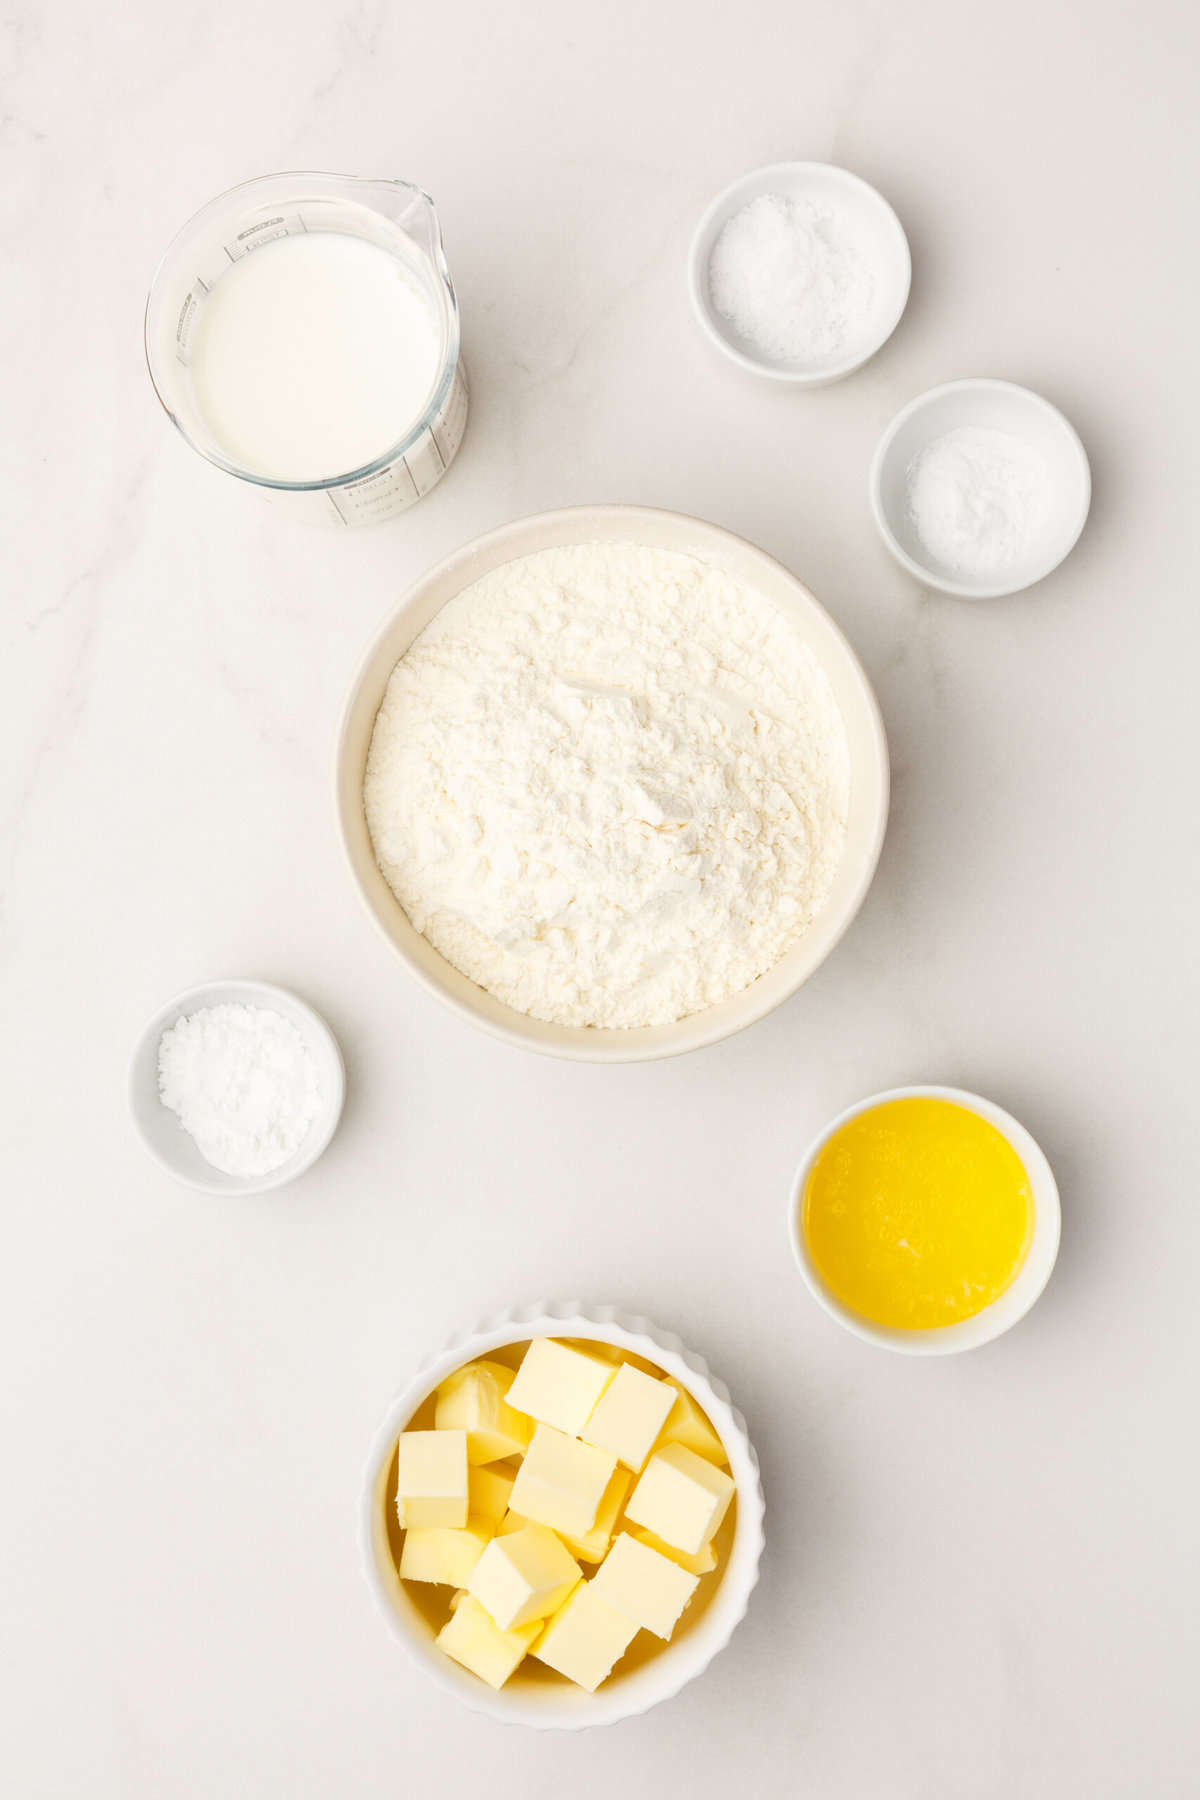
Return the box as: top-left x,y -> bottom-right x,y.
360,1303 -> 766,1728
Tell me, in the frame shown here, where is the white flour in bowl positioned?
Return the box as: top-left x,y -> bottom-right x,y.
363,543 -> 850,1029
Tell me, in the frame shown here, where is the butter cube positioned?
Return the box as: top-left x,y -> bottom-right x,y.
632,1527 -> 717,1576
559,1467 -> 633,1564
656,1381 -> 728,1465
581,1363 -> 676,1471
531,1582 -> 638,1691
395,1429 -> 469,1529
398,1517 -> 493,1586
468,1462 -> 516,1524
466,1521 -> 582,1630
592,1531 -> 699,1639
436,1592 -> 540,1690
625,1442 -> 735,1555
435,1359 -> 533,1465
506,1339 -> 616,1436
509,1423 -> 618,1540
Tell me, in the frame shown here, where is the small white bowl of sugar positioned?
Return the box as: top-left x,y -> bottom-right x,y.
688,161 -> 911,384
129,978 -> 345,1195
870,378 -> 1091,598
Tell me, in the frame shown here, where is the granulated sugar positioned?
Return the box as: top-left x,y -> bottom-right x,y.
708,192 -> 875,365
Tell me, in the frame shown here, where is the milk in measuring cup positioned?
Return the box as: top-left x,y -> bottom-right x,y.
146,176 -> 468,524
191,234 -> 441,484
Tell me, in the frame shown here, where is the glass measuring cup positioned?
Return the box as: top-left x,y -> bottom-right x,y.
145,173 -> 468,526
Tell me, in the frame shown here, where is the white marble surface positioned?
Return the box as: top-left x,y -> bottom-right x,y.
4,0 -> 1199,1792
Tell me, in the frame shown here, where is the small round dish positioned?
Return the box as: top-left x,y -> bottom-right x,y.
687,161 -> 911,384
787,1085 -> 1061,1355
129,978 -> 345,1195
360,1302 -> 765,1729
869,378 -> 1091,598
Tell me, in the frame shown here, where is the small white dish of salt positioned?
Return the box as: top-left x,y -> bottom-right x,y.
129,979 -> 345,1195
688,161 -> 911,384
870,378 -> 1091,598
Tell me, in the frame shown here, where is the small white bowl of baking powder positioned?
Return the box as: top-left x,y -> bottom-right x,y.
688,161 -> 911,384
129,978 -> 345,1195
870,378 -> 1091,598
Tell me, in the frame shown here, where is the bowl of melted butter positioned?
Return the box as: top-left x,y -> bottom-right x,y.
788,1086 -> 1061,1354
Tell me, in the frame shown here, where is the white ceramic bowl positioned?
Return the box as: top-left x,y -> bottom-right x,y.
788,1085 -> 1061,1354
688,161 -> 911,384
129,978 -> 345,1195
360,1303 -> 765,1729
336,504 -> 889,1062
869,378 -> 1091,598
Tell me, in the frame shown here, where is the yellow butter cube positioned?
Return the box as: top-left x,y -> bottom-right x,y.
581,1363 -> 676,1472
395,1429 -> 469,1529
398,1517 -> 493,1586
559,1467 -> 633,1564
436,1592 -> 540,1690
466,1521 -> 582,1630
592,1531 -> 699,1639
531,1582 -> 638,1691
656,1381 -> 728,1465
468,1462 -> 517,1524
632,1527 -> 717,1576
625,1441 -> 735,1555
506,1339 -> 616,1436
435,1360 -> 533,1465
509,1423 -> 618,1540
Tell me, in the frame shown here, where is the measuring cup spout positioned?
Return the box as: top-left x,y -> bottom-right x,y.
364,179 -> 449,276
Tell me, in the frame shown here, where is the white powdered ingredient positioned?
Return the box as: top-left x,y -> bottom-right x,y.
906,426 -> 1050,577
708,192 -> 875,364
364,543 -> 850,1029
158,1003 -> 322,1176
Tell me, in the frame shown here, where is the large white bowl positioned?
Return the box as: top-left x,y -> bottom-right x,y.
336,505 -> 889,1061
360,1303 -> 765,1729
788,1085 -> 1061,1354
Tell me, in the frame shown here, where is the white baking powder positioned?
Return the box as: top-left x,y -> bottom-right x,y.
158,1003 -> 322,1177
364,543 -> 850,1029
906,426 -> 1049,578
708,192 -> 875,364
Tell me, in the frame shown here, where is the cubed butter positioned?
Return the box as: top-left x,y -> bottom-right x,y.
508,1423 -> 618,1540
591,1531 -> 699,1640
435,1359 -> 533,1465
656,1381 -> 728,1465
531,1582 -> 639,1691
395,1429 -> 469,1529
468,1462 -> 517,1524
466,1521 -> 582,1630
398,1518 -> 493,1586
581,1362 -> 676,1471
632,1527 -> 718,1576
436,1592 -> 540,1690
625,1441 -> 735,1555
559,1467 -> 633,1564
506,1339 -> 616,1436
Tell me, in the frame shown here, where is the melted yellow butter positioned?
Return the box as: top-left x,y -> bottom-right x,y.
802,1097 -> 1033,1330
